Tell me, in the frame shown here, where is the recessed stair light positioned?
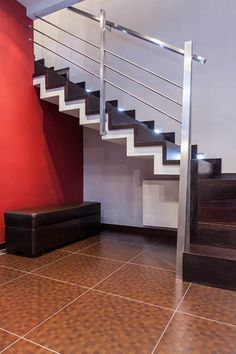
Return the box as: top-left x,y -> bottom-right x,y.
118,107 -> 125,112
175,153 -> 181,160
197,153 -> 205,160
154,129 -> 161,134
86,88 -> 92,93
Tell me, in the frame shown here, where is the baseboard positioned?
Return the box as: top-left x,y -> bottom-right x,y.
0,243 -> 6,250
101,223 -> 177,238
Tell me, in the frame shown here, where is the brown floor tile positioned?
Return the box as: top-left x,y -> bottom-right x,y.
61,235 -> 102,252
4,340 -> 53,353
0,329 -> 18,351
154,312 -> 236,354
97,264 -> 189,309
0,266 -> 25,286
78,240 -> 145,261
0,274 -> 84,336
103,230 -> 162,245
27,291 -> 172,354
0,250 -> 69,272
179,283 -> 236,326
34,254 -> 123,288
132,242 -> 176,271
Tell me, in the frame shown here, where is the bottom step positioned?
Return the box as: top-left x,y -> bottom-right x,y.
183,245 -> 236,291
196,221 -> 236,249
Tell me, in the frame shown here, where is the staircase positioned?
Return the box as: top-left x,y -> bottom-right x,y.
33,59 -> 180,176
32,7 -> 236,288
184,168 -> 236,290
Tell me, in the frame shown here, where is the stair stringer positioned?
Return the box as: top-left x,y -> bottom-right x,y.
33,76 -> 180,175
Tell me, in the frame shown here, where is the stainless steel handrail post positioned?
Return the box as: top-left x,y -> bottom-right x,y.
176,41 -> 193,278
100,9 -> 106,136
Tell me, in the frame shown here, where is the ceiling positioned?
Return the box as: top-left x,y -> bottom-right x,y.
17,0 -> 40,6
17,0 -> 84,18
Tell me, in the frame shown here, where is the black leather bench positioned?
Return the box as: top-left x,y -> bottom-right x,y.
5,202 -> 101,257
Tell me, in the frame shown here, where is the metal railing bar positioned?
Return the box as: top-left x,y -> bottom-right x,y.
35,16 -> 100,49
34,28 -> 100,64
104,78 -> 181,124
67,7 -> 206,64
34,41 -> 99,78
105,64 -> 182,106
105,49 -> 183,89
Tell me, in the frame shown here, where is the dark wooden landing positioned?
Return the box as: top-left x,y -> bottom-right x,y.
183,245 -> 236,291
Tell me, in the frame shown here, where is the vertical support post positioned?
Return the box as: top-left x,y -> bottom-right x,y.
176,41 -> 193,278
100,9 -> 106,136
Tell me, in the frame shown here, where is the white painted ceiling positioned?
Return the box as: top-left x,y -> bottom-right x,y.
17,0 -> 40,6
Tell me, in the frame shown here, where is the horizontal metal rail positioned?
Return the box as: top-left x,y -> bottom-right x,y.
105,78 -> 181,124
105,49 -> 182,89
68,7 -> 206,64
34,28 -> 99,64
35,16 -> 99,49
105,63 -> 182,106
34,41 -> 99,78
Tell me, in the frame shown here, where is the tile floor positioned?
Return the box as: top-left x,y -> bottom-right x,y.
0,231 -> 235,353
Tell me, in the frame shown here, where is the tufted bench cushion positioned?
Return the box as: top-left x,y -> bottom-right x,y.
5,202 -> 101,257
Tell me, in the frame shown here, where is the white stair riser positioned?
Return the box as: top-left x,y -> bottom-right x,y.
33,76 -> 180,175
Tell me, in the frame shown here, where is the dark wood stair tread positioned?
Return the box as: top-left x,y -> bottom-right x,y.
189,244 -> 236,261
199,179 -> 236,201
198,221 -> 236,230
33,60 -> 182,165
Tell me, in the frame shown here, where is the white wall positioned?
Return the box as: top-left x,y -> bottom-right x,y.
34,0 -> 236,226
84,128 -> 154,226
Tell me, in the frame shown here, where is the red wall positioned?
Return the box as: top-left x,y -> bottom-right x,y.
0,0 -> 83,243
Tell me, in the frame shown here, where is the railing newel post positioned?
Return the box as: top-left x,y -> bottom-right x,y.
100,9 -> 106,136
176,40 -> 193,278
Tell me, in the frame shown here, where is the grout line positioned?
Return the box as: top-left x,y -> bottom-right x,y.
5,249 -> 176,275
31,272 -> 90,290
59,240 -> 103,253
0,251 -> 73,275
1,338 -> 59,354
23,338 -> 60,353
129,261 -> 176,273
0,263 -> 89,291
0,327 -> 59,354
150,283 -> 192,354
3,248 -> 147,352
92,288 -> 174,312
74,252 -> 126,263
0,264 -> 27,274
30,253 -> 73,273
177,310 -> 236,329
0,273 -> 28,288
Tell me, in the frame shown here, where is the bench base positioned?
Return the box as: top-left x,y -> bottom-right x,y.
6,214 -> 100,257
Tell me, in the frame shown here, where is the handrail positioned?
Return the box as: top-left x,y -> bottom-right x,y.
105,49 -> 183,89
33,41 -> 99,78
105,78 -> 181,124
35,16 -> 99,49
34,28 -> 100,64
105,63 -> 182,106
68,6 -> 206,64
